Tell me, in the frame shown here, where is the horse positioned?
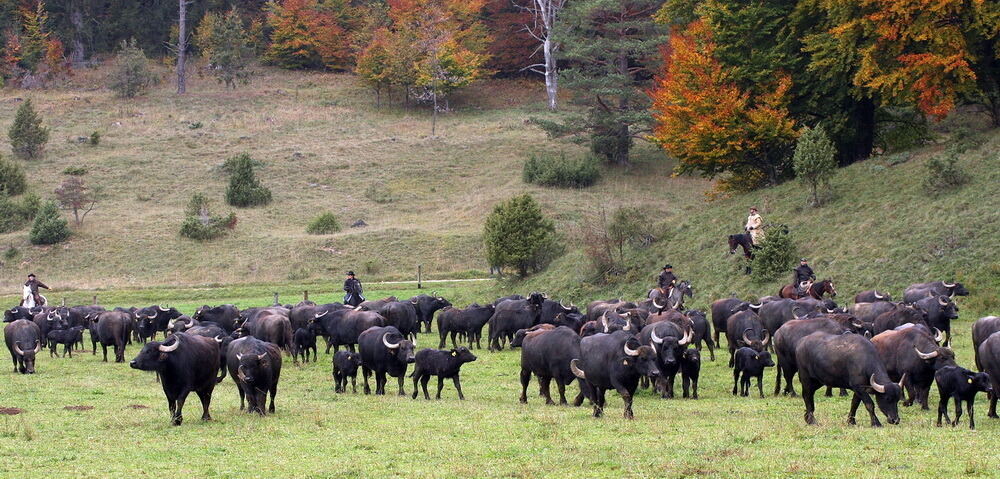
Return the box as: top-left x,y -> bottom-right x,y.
728,233 -> 755,259
778,279 -> 837,300
647,280 -> 693,311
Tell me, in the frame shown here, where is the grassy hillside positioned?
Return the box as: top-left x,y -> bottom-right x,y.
0,65 -> 703,291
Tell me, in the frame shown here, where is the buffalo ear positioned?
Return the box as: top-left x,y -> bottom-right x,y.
158,353 -> 168,361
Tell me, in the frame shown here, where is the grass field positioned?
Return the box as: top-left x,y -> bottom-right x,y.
2,282 -> 998,478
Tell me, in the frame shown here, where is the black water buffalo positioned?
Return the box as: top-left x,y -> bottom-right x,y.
493,294 -> 524,305
135,305 -> 183,342
92,311 -> 131,362
333,350 -> 362,393
518,325 -> 582,405
408,294 -> 452,333
684,310 -> 714,361
855,290 -> 893,303
130,333 -> 223,426
935,365 -> 993,429
638,321 -> 692,398
66,305 -> 104,329
872,306 -> 927,335
680,349 -> 701,398
711,298 -> 761,348
244,311 -> 293,353
376,300 -> 420,340
913,295 -> 959,346
488,292 -> 545,351
47,326 -> 83,358
292,327 -> 317,363
165,316 -> 198,336
358,326 -> 415,395
33,309 -> 67,344
903,281 -> 969,303
733,347 -> 774,398
571,331 -> 661,419
872,325 -> 953,409
5,319 -> 41,374
193,304 -> 240,332
851,301 -> 903,324
539,299 -> 580,325
312,307 -> 385,353
972,316 -> 1000,371
186,324 -> 231,379
772,318 -> 850,396
236,306 -> 290,331
758,299 -> 813,346
976,332 -> 1000,418
796,331 -> 904,427
725,310 -> 769,367
4,306 -> 34,323
437,303 -> 495,349
410,346 -> 477,400
226,336 -> 282,415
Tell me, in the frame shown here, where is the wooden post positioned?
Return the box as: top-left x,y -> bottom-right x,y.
61,298 -> 66,306
417,264 -> 422,289
273,292 -> 279,306
303,290 -> 309,301
92,295 -> 98,305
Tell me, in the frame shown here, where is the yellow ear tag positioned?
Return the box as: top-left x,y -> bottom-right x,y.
968,378 -> 974,384
622,360 -> 628,366
452,351 -> 457,357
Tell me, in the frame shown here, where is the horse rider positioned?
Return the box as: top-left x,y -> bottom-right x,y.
21,273 -> 49,308
657,264 -> 677,296
343,271 -> 365,307
745,207 -> 764,246
793,259 -> 816,297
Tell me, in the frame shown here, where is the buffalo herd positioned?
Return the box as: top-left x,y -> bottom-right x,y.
4,281 -> 999,430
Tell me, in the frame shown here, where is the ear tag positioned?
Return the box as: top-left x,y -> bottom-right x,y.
755,355 -> 759,360
968,378 -> 974,384
622,360 -> 628,366
452,351 -> 458,357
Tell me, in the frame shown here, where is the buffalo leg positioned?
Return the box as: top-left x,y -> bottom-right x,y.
732,369 -> 740,396
350,375 -> 357,394
411,373 -> 421,399
858,391 -> 882,427
989,391 -> 998,418
966,399 -> 975,430
172,392 -> 188,426
269,384 -> 277,414
848,393 -> 861,425
539,376 -> 554,405
773,364 -> 782,396
757,374 -> 765,398
594,388 -> 606,418
555,380 -> 566,405
197,389 -> 213,420
519,368 -> 531,403
101,344 -> 108,362
611,379 -> 634,420
706,338 -> 716,362
362,366 -> 372,395
937,395 -> 949,426
801,378 -> 818,425
375,371 -> 385,395
237,383 -> 246,410
438,331 -> 446,349
453,376 -> 465,400
436,377 -> 445,399
824,386 -> 833,397
420,375 -> 431,400
953,396 -> 963,427
397,374 -> 405,396
691,375 -> 699,399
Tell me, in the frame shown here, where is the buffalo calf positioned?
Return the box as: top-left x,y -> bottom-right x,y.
333,351 -> 362,393
292,327 -> 317,363
47,326 -> 83,358
733,347 -> 774,398
935,366 -> 993,429
410,347 -> 478,400
680,349 -> 701,399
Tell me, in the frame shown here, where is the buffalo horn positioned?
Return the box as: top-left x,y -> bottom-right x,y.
938,296 -> 949,307
32,340 -> 41,353
570,359 -> 586,379
913,346 -> 938,360
749,303 -> 762,310
742,328 -> 752,346
382,334 -> 400,349
679,328 -> 693,346
600,313 -> 609,333
942,281 -> 956,288
652,298 -> 665,311
158,339 -> 180,353
214,335 -> 224,343
12,342 -> 23,356
237,366 -> 247,382
874,290 -> 884,300
158,305 -> 169,312
898,373 -> 906,389
870,374 -> 886,394
933,328 -> 944,343
258,352 -> 267,361
354,306 -> 363,311
650,328 -> 664,344
623,341 -> 639,357
762,329 -> 770,345
314,310 -> 328,319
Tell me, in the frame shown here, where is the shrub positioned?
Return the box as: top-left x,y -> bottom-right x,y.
0,192 -> 41,234
63,166 -> 88,176
29,201 -> 70,245
195,8 -> 255,89
180,213 -> 236,240
108,39 -> 155,99
793,125 -> 838,207
225,153 -> 272,207
88,131 -> 100,146
185,192 -> 212,217
0,155 -> 27,196
522,153 -> 600,188
306,212 -> 341,234
750,226 -> 796,282
483,194 -> 561,276
3,245 -> 17,260
923,153 -> 969,196
8,99 -> 49,160
581,206 -> 652,281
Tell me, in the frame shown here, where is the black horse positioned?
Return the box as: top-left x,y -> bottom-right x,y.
728,233 -> 756,274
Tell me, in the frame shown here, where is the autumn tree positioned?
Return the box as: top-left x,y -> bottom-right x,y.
482,0 -> 538,76
649,20 -> 798,192
515,0 -> 567,110
355,27 -> 393,105
54,176 -> 100,226
265,0 -> 353,70
195,8 -> 255,88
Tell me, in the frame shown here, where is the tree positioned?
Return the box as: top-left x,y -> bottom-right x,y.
483,194 -> 559,276
8,98 -> 49,160
54,176 -> 99,226
225,153 -> 272,207
195,8 -> 255,89
648,20 -> 798,192
793,125 -> 837,207
18,1 -> 49,72
544,0 -> 667,165
355,27 -> 393,106
265,0 -> 353,70
415,37 -> 489,135
108,39 -> 155,99
29,200 -> 69,245
750,226 -> 795,282
515,0 -> 567,110
175,0 -> 191,94
482,0 -> 538,76
0,154 -> 27,196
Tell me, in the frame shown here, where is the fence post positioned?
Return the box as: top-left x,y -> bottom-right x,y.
61,298 -> 66,306
273,292 -> 279,306
417,264 -> 422,289
92,295 -> 98,305
303,290 -> 309,301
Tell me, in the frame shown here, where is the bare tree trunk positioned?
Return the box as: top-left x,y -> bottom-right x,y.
69,5 -> 85,64
543,37 -> 557,110
522,0 -> 566,111
176,0 -> 189,95
431,90 -> 438,136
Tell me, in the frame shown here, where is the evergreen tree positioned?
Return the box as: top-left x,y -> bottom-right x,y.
225,153 -> 272,207
483,194 -> 559,276
8,98 -> 49,160
195,8 -> 255,89
750,226 -> 795,282
542,0 -> 667,166
0,154 -> 27,196
793,125 -> 837,207
108,38 -> 154,99
29,200 -> 69,245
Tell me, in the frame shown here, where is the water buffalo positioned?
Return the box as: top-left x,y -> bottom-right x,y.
851,301 -> 904,324
488,292 -> 545,351
312,307 -> 385,353
685,310 -> 715,361
571,331 -> 660,419
243,311 -> 293,353
47,326 -> 83,358
129,332 -> 224,426
186,324 -> 231,379
226,336 -> 282,415
872,307 -> 927,335
408,294 -> 452,333
376,300 -> 420,340
4,306 -> 34,323
680,349 -> 701,398
539,299 -> 580,325
711,298 -> 761,348
135,305 -> 182,342
638,321 -> 692,398
292,327 -> 317,363
796,331 -> 904,427
733,347 -> 774,398
725,310 -> 769,367
913,295 -> 959,346
972,316 -> 1000,371
586,300 -> 637,323
410,346 -> 477,400
333,350 -> 362,393
437,303 -> 495,349
855,290 -> 892,303
5,319 -> 41,374
193,304 -> 240,332
935,365 -> 993,429
772,318 -> 851,396
518,325 -> 582,405
903,281 -> 969,303
977,332 -> 1000,418
872,325 -> 953,409
358,326 -> 415,395
91,311 -> 131,362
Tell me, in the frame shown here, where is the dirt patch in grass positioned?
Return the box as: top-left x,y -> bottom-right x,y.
64,405 -> 94,411
0,407 -> 23,415
126,404 -> 149,409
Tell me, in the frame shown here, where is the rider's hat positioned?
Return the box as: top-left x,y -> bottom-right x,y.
347,271 -> 355,276
663,264 -> 673,269
800,258 -> 808,262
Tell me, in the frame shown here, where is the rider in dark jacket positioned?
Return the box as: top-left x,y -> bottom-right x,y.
657,265 -> 677,293
343,271 -> 364,306
793,259 -> 815,296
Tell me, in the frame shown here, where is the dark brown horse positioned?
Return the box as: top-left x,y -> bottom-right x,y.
728,233 -> 755,259
779,279 -> 837,300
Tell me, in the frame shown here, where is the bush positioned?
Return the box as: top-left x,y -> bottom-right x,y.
180,213 -> 236,241
29,201 -> 70,245
63,165 -> 88,176
793,125 -> 838,207
523,153 -> 600,188
185,192 -> 212,217
306,212 -> 341,234
0,155 -> 27,196
923,153 -> 969,196
89,131 -> 100,146
581,206 -> 652,281
0,192 -> 40,234
108,39 -> 155,99
8,99 -> 49,160
483,194 -> 561,276
750,226 -> 796,282
225,153 -> 272,207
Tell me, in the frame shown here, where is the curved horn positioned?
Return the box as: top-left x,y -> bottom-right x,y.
874,290 -> 884,300
749,302 -> 762,310
869,374 -> 886,394
33,340 -> 41,353
570,359 -> 586,379
184,322 -> 195,330
12,342 -> 23,356
762,329 -> 770,345
158,305 -> 169,312
623,341 -> 640,357
600,312 -> 609,333
237,365 -> 247,382
236,353 -> 243,361
314,310 -> 328,319
158,339 -> 180,353
942,281 -> 956,288
354,306 -> 363,311
898,373 -> 906,389
167,320 -> 176,330
679,328 -> 693,346
933,328 -> 944,343
258,352 -> 267,361
742,328 -> 752,346
650,328 -> 664,344
652,298 -> 665,311
938,296 -> 949,307
382,333 -> 400,349
852,320 -> 864,329
913,345 -> 938,360
623,321 -> 631,332
214,335 -> 224,343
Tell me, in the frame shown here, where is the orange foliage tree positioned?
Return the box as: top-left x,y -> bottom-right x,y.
265,0 -> 353,70
649,20 -> 798,193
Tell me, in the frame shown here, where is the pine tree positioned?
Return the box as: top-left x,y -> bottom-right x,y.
108,39 -> 155,99
483,194 -> 559,276
793,125 -> 837,207
0,154 -> 27,196
29,200 -> 69,245
195,8 -> 255,88
225,153 -> 272,207
8,98 -> 49,160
